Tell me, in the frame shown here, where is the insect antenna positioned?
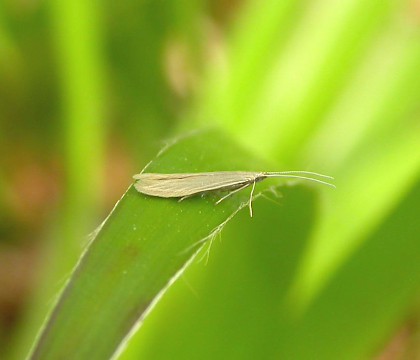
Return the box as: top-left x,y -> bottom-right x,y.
265,171 -> 334,179
263,173 -> 335,188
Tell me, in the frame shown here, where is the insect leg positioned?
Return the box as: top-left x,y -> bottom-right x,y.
178,194 -> 194,202
248,180 -> 256,217
215,183 -> 249,205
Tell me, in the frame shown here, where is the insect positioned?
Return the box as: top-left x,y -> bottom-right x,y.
133,171 -> 335,217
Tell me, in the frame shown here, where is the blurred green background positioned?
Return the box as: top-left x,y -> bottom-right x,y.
1,0 -> 419,359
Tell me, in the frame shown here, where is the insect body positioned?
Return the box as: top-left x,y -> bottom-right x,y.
133,171 -> 334,216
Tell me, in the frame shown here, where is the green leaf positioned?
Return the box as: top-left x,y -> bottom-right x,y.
119,185 -> 318,360
28,129 -> 292,360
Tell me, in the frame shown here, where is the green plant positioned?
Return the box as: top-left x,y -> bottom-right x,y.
2,0 -> 419,359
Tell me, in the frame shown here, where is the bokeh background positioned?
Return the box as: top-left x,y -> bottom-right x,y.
1,0 -> 420,359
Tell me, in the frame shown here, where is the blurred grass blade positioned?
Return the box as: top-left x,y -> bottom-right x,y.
201,0 -> 405,162
293,33 -> 420,303
282,177 -> 420,359
28,129 -> 275,360
50,0 -> 106,233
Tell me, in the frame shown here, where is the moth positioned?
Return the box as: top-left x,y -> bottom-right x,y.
133,171 -> 334,217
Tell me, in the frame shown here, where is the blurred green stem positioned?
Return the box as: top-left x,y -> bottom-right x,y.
50,0 -> 106,248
